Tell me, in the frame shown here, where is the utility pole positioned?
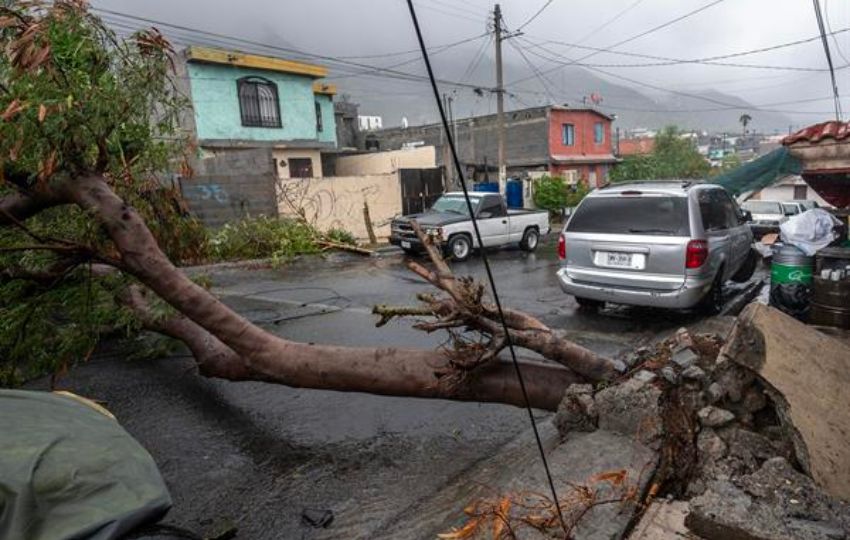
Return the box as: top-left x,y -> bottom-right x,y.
494,3 -> 506,193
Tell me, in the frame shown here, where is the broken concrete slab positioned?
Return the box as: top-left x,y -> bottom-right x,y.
628,500 -> 692,540
363,423 -> 658,540
687,457 -> 850,540
720,303 -> 850,501
595,375 -> 663,446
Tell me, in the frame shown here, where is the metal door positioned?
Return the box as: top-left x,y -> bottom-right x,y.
400,168 -> 445,216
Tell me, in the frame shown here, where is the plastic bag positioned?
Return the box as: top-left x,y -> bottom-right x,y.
779,208 -> 841,256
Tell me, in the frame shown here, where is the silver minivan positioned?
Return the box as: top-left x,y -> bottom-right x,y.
557,181 -> 755,313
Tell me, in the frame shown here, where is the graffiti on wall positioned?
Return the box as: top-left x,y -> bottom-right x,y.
276,175 -> 400,239
186,183 -> 230,204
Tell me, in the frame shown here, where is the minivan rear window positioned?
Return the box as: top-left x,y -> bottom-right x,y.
567,196 -> 690,236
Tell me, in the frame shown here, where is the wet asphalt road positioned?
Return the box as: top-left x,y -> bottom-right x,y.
26,238 -> 756,539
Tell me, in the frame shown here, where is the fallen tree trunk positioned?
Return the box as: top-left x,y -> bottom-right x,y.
122,286 -> 579,409
4,175 -> 615,410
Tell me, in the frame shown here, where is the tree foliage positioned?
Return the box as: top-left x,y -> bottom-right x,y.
611,126 -> 710,182
0,1 -> 200,384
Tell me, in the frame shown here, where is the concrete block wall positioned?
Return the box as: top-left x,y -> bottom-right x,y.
181,148 -> 279,228
276,173 -> 401,240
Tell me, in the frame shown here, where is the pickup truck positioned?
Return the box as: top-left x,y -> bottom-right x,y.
390,192 -> 551,261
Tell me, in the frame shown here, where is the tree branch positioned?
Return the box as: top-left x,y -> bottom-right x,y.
0,188 -> 66,226
65,175 -> 580,409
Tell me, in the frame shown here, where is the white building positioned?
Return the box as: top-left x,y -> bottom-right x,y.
750,175 -> 830,206
358,115 -> 383,131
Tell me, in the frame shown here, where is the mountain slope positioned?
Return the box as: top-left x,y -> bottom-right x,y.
345,50 -> 792,133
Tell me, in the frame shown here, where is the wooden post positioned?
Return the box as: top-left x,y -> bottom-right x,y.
363,200 -> 378,246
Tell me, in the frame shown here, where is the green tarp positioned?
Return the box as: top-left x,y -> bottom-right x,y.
0,390 -> 171,540
713,147 -> 803,197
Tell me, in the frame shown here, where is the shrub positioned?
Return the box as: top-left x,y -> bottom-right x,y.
209,216 -> 357,263
533,175 -> 590,215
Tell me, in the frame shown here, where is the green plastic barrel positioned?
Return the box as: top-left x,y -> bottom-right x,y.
770,244 -> 814,320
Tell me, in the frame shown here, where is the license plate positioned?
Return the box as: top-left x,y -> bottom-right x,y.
606,252 -> 632,267
401,241 -> 411,249
595,251 -> 645,269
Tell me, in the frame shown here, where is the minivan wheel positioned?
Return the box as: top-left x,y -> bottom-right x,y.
575,296 -> 604,310
520,228 -> 540,252
448,235 -> 472,262
700,272 -> 725,314
731,248 -> 758,283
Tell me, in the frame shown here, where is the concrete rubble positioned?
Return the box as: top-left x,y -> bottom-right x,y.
554,306 -> 850,540
356,305 -> 850,539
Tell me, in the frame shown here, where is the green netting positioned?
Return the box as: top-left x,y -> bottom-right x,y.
713,147 -> 803,196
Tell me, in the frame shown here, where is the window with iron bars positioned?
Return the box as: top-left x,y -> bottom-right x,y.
237,77 -> 282,128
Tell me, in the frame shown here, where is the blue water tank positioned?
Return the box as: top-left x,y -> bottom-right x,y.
506,180 -> 523,208
472,182 -> 499,193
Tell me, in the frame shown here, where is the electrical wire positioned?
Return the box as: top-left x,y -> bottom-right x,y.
457,33 -> 493,85
403,0 -> 569,535
813,0 -> 844,119
509,0 -> 727,85
825,0 -> 850,65
507,38 -> 558,103
93,8 -> 493,92
561,0 -> 647,56
509,38 -> 848,115
516,0 -> 556,31
522,27 -> 850,69
335,33 -> 489,60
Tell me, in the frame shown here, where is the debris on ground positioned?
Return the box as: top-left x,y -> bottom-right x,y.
449,304 -> 850,539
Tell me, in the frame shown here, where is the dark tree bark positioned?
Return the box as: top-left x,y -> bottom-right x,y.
2,176 -> 618,410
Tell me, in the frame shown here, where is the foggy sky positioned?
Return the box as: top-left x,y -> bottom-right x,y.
92,0 -> 850,130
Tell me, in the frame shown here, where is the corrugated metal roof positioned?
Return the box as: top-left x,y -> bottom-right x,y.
783,120 -> 850,145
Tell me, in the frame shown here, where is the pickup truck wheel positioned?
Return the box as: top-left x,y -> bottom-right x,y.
448,235 -> 472,262
520,228 -> 540,252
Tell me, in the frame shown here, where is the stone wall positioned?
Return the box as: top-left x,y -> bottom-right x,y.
180,148 -> 278,228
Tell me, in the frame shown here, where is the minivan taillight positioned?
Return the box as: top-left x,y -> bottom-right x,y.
557,233 -> 566,259
686,240 -> 708,268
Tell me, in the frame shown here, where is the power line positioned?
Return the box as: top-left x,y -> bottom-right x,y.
327,34 -> 489,81
516,0 -> 556,31
525,27 -> 850,67
416,0 -> 484,24
94,8 -> 494,93
509,0 -> 727,85
423,0 -> 484,19
507,38 -> 558,103
511,37 -> 846,115
404,0 -> 569,535
825,0 -> 850,65
561,0 -> 647,55
334,33 -> 489,60
813,0 -> 844,119
457,33 -> 493,84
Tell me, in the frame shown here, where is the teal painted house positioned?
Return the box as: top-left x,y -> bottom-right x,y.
181,46 -> 338,178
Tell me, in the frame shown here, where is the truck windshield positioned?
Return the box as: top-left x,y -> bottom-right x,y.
742,201 -> 782,215
567,196 -> 690,236
430,195 -> 480,215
